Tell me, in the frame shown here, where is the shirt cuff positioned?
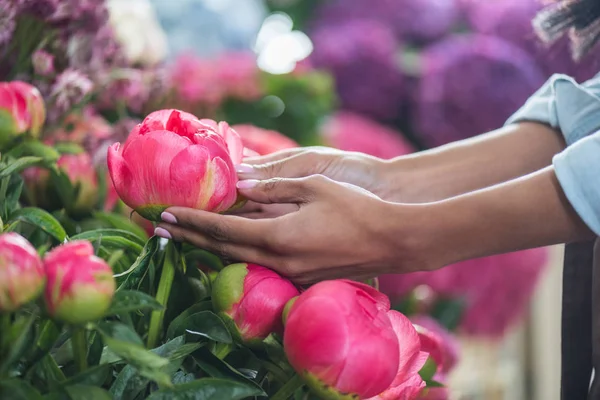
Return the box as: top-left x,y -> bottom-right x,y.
553,132 -> 600,236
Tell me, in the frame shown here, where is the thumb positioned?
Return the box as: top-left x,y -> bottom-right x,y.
236,176 -> 321,205
236,152 -> 318,181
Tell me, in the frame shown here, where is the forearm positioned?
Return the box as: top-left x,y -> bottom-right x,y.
408,166 -> 594,271
382,122 -> 565,202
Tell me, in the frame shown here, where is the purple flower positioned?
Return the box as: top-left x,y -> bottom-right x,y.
313,0 -> 460,43
310,19 -> 404,120
48,68 -> 93,123
462,0 -> 600,82
32,49 -> 54,76
0,3 -> 17,47
414,34 -> 545,147
379,248 -> 549,337
16,0 -> 59,20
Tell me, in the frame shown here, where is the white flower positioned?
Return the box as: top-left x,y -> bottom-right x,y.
106,0 -> 169,66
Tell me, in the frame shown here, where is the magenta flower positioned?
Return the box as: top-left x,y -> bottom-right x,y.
0,81 -> 46,148
212,263 -> 299,344
0,233 -> 45,312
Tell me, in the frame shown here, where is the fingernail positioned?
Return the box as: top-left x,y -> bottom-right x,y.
236,164 -> 255,174
161,212 -> 177,224
154,227 -> 172,239
237,179 -> 259,189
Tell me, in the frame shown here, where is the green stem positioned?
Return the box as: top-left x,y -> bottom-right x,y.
0,313 -> 11,374
71,327 -> 88,372
147,240 -> 178,348
271,374 -> 305,400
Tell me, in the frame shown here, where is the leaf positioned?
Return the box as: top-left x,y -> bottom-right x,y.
64,385 -> 112,400
88,235 -> 144,253
92,211 -> 149,241
172,372 -> 195,385
109,366 -> 148,400
49,168 -> 74,210
172,311 -> 232,344
96,322 -> 144,346
166,302 -> 213,340
192,347 -> 264,395
146,378 -> 265,400
0,379 -> 43,400
63,364 -> 110,387
6,141 -> 60,161
119,236 -> 160,289
107,290 -> 164,315
3,174 -> 23,216
8,207 -> 67,242
0,312 -> 36,374
54,142 -> 84,155
0,156 -> 45,178
70,229 -> 145,246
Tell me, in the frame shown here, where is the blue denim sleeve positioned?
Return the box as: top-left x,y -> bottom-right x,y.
505,73 -> 600,235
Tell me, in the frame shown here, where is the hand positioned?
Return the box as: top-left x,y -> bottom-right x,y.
155,175 -> 431,284
230,147 -> 391,219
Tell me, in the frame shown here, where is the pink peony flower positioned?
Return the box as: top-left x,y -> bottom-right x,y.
169,54 -> 225,107
322,111 -> 414,159
379,248 -> 548,337
284,280 -> 423,399
0,81 -> 46,148
107,109 -> 243,221
215,52 -> 262,101
0,233 -> 45,312
44,240 -> 115,324
211,263 -> 299,344
411,315 -> 460,375
231,124 -> 298,156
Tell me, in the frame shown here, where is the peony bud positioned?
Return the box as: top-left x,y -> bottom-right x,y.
284,280 -> 406,399
212,263 -> 299,344
0,233 -> 45,312
44,241 -> 115,324
108,109 -> 244,220
0,81 -> 45,149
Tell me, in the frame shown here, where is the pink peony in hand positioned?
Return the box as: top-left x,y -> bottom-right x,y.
212,263 -> 299,344
284,280 -> 424,399
44,240 -> 115,324
107,109 -> 243,220
0,81 -> 45,149
0,233 -> 45,312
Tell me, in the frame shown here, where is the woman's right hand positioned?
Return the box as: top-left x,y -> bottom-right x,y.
232,147 -> 393,219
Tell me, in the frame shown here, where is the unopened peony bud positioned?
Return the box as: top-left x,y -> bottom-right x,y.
0,81 -> 45,149
212,263 -> 299,344
44,241 -> 115,324
0,233 -> 45,312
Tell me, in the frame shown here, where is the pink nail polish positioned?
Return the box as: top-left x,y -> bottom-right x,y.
154,227 -> 172,239
236,164 -> 255,174
237,179 -> 259,189
161,212 -> 177,224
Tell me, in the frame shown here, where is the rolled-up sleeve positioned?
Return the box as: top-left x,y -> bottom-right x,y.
505,73 -> 600,235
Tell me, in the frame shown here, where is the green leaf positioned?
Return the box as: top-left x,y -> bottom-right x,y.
3,174 -> 23,216
54,142 -> 84,155
64,385 -> 112,400
418,358 -> 437,382
146,378 -> 265,400
6,141 -> 60,162
192,347 -> 264,395
172,311 -> 232,344
119,236 -> 160,290
49,168 -> 74,210
166,301 -> 213,340
107,290 -> 164,315
96,322 -> 144,346
63,364 -> 110,387
424,380 -> 445,388
70,229 -> 145,246
92,212 -> 149,241
85,235 -> 144,253
26,320 -> 60,368
0,312 -> 36,375
0,156 -> 45,178
172,372 -> 195,385
0,379 -> 43,400
8,207 -> 67,242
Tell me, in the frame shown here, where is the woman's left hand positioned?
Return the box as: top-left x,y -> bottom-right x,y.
155,175 -> 431,284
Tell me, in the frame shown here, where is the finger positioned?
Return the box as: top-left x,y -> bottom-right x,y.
160,207 -> 271,246
242,148 -> 304,165
225,200 -> 263,215
236,151 -> 322,181
155,223 -> 277,265
236,176 -> 325,205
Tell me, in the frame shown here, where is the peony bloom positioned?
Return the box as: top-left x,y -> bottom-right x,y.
380,248 -> 548,337
284,280 -> 424,399
107,109 -> 243,221
411,315 -> 459,376
48,107 -> 113,153
414,34 -> 545,147
169,54 -> 225,108
106,0 -> 168,66
0,233 -> 45,312
231,124 -> 298,156
215,52 -> 262,101
310,19 -> 404,120
212,263 -> 299,344
322,111 -> 414,159
0,81 -> 46,149
44,240 -> 115,324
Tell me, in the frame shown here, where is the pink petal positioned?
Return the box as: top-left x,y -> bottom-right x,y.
107,143 -> 145,210
168,144 -> 210,208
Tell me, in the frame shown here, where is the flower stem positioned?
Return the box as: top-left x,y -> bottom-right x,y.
71,327 -> 88,372
271,373 -> 305,400
147,240 -> 177,348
